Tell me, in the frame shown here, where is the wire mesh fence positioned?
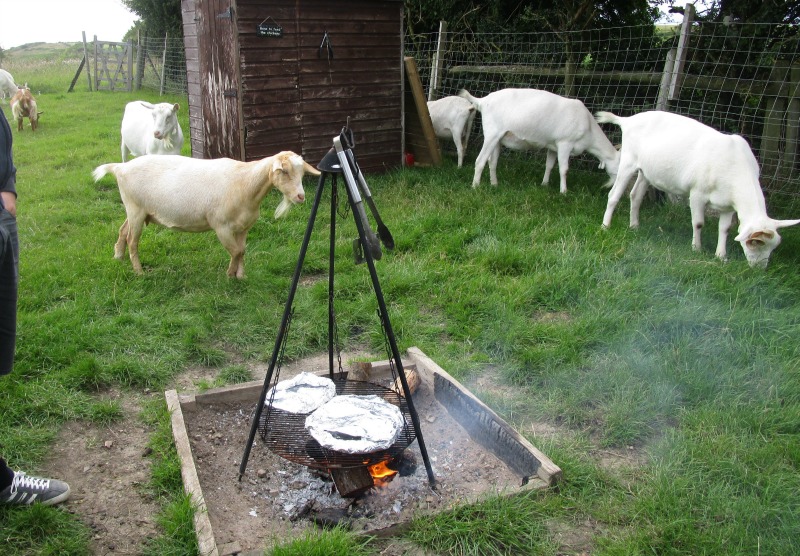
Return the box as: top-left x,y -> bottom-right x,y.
133,35 -> 187,96
406,20 -> 800,217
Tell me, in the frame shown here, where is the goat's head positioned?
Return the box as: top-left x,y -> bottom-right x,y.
270,151 -> 321,218
735,218 -> 800,268
148,103 -> 180,146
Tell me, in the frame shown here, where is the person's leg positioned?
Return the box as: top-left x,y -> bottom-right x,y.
0,457 -> 13,490
0,210 -> 17,376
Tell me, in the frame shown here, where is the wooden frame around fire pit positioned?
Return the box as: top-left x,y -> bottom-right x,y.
166,348 -> 561,556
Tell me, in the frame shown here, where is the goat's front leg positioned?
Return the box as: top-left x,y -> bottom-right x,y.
688,194 -> 707,252
556,143 -> 572,194
715,211 -> 735,260
217,228 -> 247,279
602,165 -> 637,229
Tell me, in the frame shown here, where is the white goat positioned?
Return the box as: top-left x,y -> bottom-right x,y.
92,152 -> 320,278
0,69 -> 19,101
427,96 -> 477,167
120,101 -> 184,162
596,110 -> 800,268
459,88 -> 619,193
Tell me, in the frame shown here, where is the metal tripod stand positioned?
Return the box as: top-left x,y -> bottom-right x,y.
239,126 -> 436,486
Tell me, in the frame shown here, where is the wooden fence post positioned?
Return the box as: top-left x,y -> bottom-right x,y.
159,33 -> 168,96
93,35 -> 99,91
668,3 -> 695,101
428,21 -> 448,101
126,41 -> 133,92
656,48 -> 676,110
760,59 -> 796,182
135,31 -> 145,91
82,31 -> 92,92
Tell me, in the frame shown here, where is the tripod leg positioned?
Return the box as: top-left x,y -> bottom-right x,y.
238,171 -> 329,480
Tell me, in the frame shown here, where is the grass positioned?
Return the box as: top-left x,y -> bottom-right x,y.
1,44 -> 800,554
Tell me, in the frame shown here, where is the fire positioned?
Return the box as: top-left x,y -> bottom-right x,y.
368,460 -> 398,485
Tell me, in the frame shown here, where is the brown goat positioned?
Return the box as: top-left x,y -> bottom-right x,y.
10,87 -> 42,131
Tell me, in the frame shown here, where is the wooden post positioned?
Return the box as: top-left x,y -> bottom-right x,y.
134,31 -> 145,91
760,60 -> 792,182
783,63 -> 800,176
427,21 -> 448,101
126,41 -> 133,92
159,33 -> 168,96
668,3 -> 695,101
93,35 -> 99,91
82,31 -> 92,92
656,48 -> 676,111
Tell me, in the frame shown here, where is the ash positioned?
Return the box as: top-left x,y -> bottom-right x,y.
186,389 -> 526,548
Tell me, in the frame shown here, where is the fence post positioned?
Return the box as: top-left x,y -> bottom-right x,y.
784,63 -> 800,176
656,49 -> 677,110
668,3 -> 695,101
127,41 -> 134,92
159,33 -> 168,96
93,35 -> 99,91
760,59 -> 792,182
428,21 -> 448,101
82,31 -> 92,92
135,31 -> 145,91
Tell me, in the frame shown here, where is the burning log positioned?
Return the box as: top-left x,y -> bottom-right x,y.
331,466 -> 374,498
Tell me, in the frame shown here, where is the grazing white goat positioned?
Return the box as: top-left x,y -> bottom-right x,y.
427,96 -> 477,167
596,110 -> 800,268
0,69 -> 19,100
92,152 -> 320,278
459,88 -> 619,193
120,101 -> 184,161
10,87 -> 41,131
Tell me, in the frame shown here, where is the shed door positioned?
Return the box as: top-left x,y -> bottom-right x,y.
237,0 -> 302,160
197,0 -> 243,159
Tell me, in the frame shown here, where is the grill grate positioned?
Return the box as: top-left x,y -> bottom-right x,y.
258,377 -> 416,469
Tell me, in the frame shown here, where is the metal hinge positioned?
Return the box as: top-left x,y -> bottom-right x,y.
223,89 -> 237,98
217,7 -> 233,19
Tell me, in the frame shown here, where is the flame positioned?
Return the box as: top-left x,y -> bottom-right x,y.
368,460 -> 398,484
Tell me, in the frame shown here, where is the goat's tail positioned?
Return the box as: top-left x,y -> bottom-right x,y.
92,163 -> 120,182
595,111 -> 623,127
458,89 -> 482,111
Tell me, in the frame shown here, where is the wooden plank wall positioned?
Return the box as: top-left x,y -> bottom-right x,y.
181,0 -> 204,158
236,0 -> 404,171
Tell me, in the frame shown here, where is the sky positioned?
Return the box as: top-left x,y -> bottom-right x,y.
0,0 -> 137,49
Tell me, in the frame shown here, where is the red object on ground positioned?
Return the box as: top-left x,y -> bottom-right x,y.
404,152 -> 415,166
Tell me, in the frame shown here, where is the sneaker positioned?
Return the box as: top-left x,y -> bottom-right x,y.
0,471 -> 71,506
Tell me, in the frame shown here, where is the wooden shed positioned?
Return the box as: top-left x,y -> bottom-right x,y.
180,0 -> 405,172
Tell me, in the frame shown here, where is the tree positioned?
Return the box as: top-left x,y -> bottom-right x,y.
122,0 -> 183,38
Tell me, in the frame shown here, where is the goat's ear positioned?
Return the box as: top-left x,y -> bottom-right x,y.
272,157 -> 287,174
303,160 -> 321,176
735,229 -> 774,243
172,103 -> 180,112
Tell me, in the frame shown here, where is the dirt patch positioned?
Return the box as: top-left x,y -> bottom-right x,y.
44,391 -> 164,554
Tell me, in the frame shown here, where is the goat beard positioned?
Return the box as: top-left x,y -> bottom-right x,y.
274,197 -> 293,219
161,135 -> 174,150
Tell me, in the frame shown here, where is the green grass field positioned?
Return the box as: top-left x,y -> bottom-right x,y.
1,45 -> 799,555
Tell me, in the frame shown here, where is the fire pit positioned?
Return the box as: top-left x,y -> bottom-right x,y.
167,348 -> 562,555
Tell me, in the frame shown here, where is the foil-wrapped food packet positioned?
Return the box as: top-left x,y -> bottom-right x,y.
305,395 -> 404,454
265,372 -> 337,414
